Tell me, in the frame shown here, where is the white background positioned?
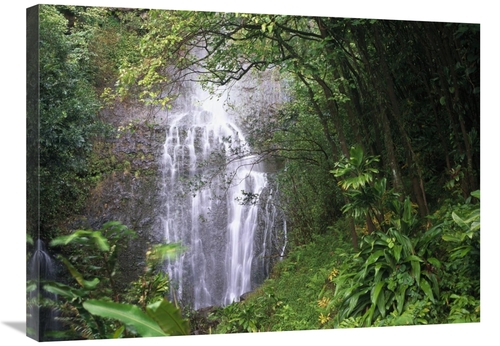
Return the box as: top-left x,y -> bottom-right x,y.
1,1 -> 496,345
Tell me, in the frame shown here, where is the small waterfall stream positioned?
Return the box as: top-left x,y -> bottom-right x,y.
27,240 -> 59,340
160,83 -> 284,309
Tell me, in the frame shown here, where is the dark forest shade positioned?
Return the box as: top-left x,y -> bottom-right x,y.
26,4 -> 42,342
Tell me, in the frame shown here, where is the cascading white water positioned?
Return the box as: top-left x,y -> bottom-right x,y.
159,83 -> 283,309
27,240 -> 60,340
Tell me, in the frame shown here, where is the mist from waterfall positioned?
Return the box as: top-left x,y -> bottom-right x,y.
159,81 -> 285,309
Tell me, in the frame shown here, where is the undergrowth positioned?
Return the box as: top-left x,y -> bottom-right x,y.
206,191 -> 480,333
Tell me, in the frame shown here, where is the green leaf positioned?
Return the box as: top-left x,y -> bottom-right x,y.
360,249 -> 384,279
43,282 -> 81,300
345,287 -> 369,316
450,246 -> 472,259
452,212 -> 468,230
363,304 -> 377,327
410,260 -> 421,284
112,325 -> 125,339
393,244 -> 402,263
91,231 -> 110,252
395,284 -> 408,314
392,230 -> 414,257
83,300 -> 168,337
424,272 -> 440,297
350,145 -> 364,167
146,299 -> 190,336
427,257 -> 441,269
419,278 -> 435,303
442,234 -> 462,242
371,281 -> 386,318
82,277 -> 100,290
149,243 -> 186,263
365,249 -> 385,266
59,256 -> 99,289
469,221 -> 480,233
49,230 -> 92,247
402,197 -> 413,226
404,255 -> 423,263
27,282 -> 37,293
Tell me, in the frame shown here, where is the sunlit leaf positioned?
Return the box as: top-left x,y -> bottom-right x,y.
83,300 -> 168,337
146,299 -> 190,335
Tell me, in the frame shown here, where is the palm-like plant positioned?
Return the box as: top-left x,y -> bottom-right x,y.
331,145 -> 397,233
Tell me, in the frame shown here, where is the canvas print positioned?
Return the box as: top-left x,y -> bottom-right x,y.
26,3 -> 480,342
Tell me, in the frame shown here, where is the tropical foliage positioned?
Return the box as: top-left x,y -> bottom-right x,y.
210,191 -> 479,331
29,222 -> 188,340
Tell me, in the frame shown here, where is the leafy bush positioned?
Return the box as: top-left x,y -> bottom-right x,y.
192,191 -> 479,333
36,222 -> 188,340
331,227 -> 441,326
435,191 -> 480,323
38,5 -> 111,233
330,190 -> 479,327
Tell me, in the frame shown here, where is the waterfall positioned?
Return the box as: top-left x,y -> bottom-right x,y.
159,82 -> 284,309
27,240 -> 59,340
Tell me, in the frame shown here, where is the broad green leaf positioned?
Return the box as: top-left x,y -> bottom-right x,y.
365,249 -> 385,266
463,208 -> 480,223
146,299 -> 190,336
83,300 -> 167,337
442,234 -> 462,242
450,246 -> 471,259
91,231 -> 110,252
350,145 -> 364,167
27,282 -> 37,293
393,244 -> 402,263
427,257 -> 441,268
374,264 -> 384,283
371,281 -> 385,306
371,281 -> 386,318
392,230 -> 414,257
82,277 -> 100,290
424,272 -> 440,297
404,255 -> 423,263
396,284 -> 408,314
403,197 -> 413,225
345,287 -> 370,315
452,212 -> 469,230
420,278 -> 435,303
410,260 -> 421,284
384,250 -> 396,270
470,221 -> 480,233
49,230 -> 93,247
363,304 -> 377,327
43,282 -> 81,300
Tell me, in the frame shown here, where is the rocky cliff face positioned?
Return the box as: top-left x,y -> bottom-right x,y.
67,113 -> 167,289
